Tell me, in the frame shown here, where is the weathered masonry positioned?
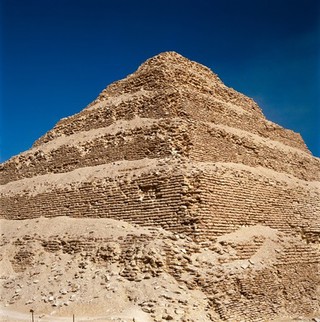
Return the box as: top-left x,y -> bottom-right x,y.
1,51 -> 319,321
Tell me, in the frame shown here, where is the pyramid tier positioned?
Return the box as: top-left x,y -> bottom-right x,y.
92,51 -> 263,116
1,159 -> 319,243
1,118 -> 319,185
32,87 -> 309,154
32,53 -> 309,154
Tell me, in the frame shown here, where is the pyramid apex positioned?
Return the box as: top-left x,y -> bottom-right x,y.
137,51 -> 215,76
145,51 -> 188,62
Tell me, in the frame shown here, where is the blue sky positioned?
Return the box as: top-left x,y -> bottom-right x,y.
1,0 -> 319,161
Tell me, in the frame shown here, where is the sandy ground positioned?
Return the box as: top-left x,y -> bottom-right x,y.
0,217 -> 212,321
0,305 -> 152,322
1,217 -> 319,322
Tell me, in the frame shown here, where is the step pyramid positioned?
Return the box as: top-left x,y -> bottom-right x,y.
1,51 -> 319,241
0,52 -> 319,321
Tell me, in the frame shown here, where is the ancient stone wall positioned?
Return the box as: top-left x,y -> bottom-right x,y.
0,170 -> 200,237
2,163 -> 319,243
2,117 -> 318,185
102,51 -> 263,117
195,168 -> 320,243
190,122 -> 320,181
33,89 -> 309,153
0,121 -> 184,184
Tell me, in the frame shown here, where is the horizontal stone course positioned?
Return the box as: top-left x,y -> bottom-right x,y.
1,118 -> 318,185
33,88 -> 308,153
1,162 -> 319,243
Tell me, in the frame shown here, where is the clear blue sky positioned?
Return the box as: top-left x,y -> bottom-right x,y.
1,0 -> 319,162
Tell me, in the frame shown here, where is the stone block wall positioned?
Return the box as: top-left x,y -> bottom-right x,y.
2,117 -> 318,185
180,91 -> 309,153
0,170 -> 201,237
189,122 -> 320,181
33,88 -> 308,153
1,163 -> 319,242
196,168 -> 320,242
1,122 -> 185,184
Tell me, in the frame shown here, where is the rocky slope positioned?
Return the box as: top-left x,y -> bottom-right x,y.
1,217 -> 319,322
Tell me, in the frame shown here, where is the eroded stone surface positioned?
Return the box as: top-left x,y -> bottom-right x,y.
0,51 -> 319,321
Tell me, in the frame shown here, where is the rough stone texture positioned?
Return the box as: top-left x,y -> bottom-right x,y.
0,51 -> 319,321
1,218 -> 319,322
